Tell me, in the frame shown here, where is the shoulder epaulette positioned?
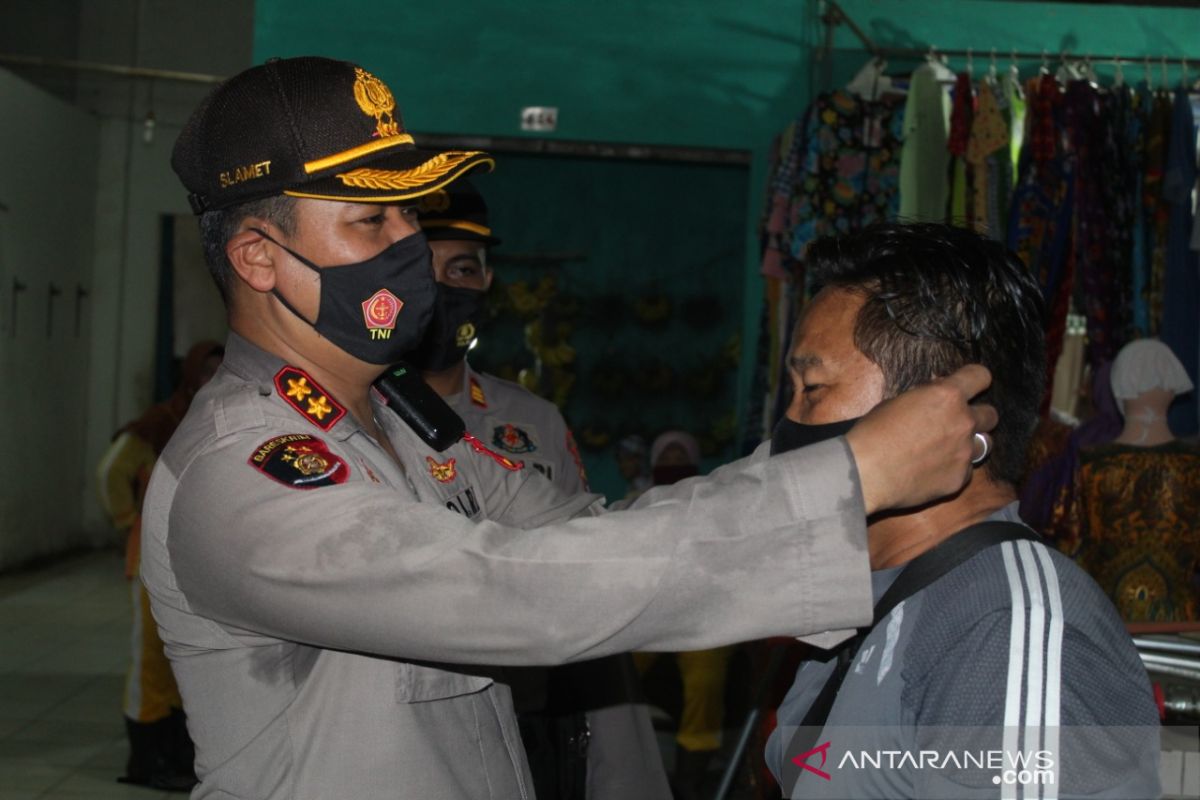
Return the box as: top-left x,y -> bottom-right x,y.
469,375 -> 488,408
273,366 -> 347,431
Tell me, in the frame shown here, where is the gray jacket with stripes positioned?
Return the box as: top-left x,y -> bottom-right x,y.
766,503 -> 1161,800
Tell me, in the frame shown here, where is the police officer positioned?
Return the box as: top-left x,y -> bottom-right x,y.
410,180 -> 670,799
146,56 -> 997,800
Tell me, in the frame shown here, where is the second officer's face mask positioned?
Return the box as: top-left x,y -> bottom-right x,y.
770,415 -> 863,456
253,228 -> 438,366
408,284 -> 488,372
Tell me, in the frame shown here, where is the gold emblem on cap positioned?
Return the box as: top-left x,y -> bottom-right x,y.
353,67 -> 400,138
418,190 -> 451,213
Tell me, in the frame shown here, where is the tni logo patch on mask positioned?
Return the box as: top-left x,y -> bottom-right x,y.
362,288 -> 404,340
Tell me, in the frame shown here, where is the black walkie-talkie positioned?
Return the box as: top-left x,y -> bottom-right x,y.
373,362 -> 465,452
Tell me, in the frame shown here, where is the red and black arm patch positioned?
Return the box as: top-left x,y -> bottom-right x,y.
248,434 -> 351,489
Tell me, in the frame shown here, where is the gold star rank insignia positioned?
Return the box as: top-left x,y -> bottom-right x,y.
307,396 -> 333,420
286,377 -> 313,401
274,366 -> 347,431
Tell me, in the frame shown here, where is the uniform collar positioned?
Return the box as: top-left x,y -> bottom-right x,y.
221,332 -> 364,441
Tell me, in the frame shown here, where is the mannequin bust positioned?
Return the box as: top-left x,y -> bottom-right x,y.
1114,387 -> 1177,446
1056,338 -> 1199,622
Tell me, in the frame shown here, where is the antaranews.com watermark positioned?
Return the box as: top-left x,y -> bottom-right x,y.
775,725 -> 1171,799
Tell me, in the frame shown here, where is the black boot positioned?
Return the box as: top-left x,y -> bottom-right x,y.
119,716 -> 197,793
165,707 -> 197,777
672,746 -> 710,800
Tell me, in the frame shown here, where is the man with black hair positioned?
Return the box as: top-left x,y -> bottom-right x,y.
145,56 -> 1004,799
765,223 -> 1160,799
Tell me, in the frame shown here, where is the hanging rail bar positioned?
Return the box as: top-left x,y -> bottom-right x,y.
822,0 -> 1199,66
875,46 -> 1200,66
824,0 -> 879,56
0,54 -> 224,84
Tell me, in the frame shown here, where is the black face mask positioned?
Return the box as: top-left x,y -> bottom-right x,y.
770,415 -> 862,456
253,229 -> 438,366
407,284 -> 487,372
652,464 -> 699,486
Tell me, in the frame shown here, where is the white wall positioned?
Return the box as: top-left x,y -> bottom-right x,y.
0,69 -> 101,566
0,0 -> 254,569
76,1 -> 254,546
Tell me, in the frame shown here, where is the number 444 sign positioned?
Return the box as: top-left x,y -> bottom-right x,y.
520,106 -> 558,132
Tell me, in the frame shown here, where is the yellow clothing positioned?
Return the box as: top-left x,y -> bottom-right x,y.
98,430 -> 181,721
127,579 -> 183,721
635,647 -> 734,752
97,432 -> 156,578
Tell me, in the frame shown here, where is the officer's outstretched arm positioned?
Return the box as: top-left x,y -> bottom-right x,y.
150,436 -> 871,667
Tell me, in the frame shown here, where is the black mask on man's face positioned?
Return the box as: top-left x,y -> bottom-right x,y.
252,228 -> 438,366
407,284 -> 487,372
770,415 -> 862,455
652,464 -> 699,486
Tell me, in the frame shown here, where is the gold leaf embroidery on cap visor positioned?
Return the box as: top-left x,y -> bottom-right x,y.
334,152 -> 489,190
420,219 -> 494,238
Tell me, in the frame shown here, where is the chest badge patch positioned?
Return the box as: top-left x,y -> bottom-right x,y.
426,456 -> 457,483
493,423 -> 537,454
249,434 -> 350,489
463,432 -> 524,471
362,289 -> 403,341
274,366 -> 347,431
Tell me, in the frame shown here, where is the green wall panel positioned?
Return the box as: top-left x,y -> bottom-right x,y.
253,0 -> 1200,474
466,155 -> 748,500
253,0 -> 824,150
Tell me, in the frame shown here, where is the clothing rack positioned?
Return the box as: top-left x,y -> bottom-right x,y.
823,0 -> 1200,71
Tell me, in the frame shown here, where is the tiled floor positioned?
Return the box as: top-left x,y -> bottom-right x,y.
0,550 -> 176,800
0,551 -> 756,800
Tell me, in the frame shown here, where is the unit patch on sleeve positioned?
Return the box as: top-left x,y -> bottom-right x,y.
274,366 -> 347,431
492,423 -> 537,454
462,432 -> 524,471
248,434 -> 350,489
426,456 -> 457,483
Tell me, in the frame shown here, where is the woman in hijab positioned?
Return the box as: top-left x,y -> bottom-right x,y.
96,341 -> 223,791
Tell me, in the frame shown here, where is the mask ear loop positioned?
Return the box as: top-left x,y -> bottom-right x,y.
249,227 -> 322,326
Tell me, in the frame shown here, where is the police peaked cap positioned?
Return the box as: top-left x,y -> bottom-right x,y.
172,56 -> 493,214
415,178 -> 502,246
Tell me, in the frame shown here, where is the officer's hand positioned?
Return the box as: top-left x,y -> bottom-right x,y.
845,365 -> 997,515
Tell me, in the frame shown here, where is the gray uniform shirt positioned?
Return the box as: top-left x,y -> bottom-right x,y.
447,365 -> 589,495
446,363 -> 671,800
141,333 -> 873,800
765,504 -> 1161,800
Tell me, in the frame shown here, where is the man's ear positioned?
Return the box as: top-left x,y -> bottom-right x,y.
226,223 -> 277,293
